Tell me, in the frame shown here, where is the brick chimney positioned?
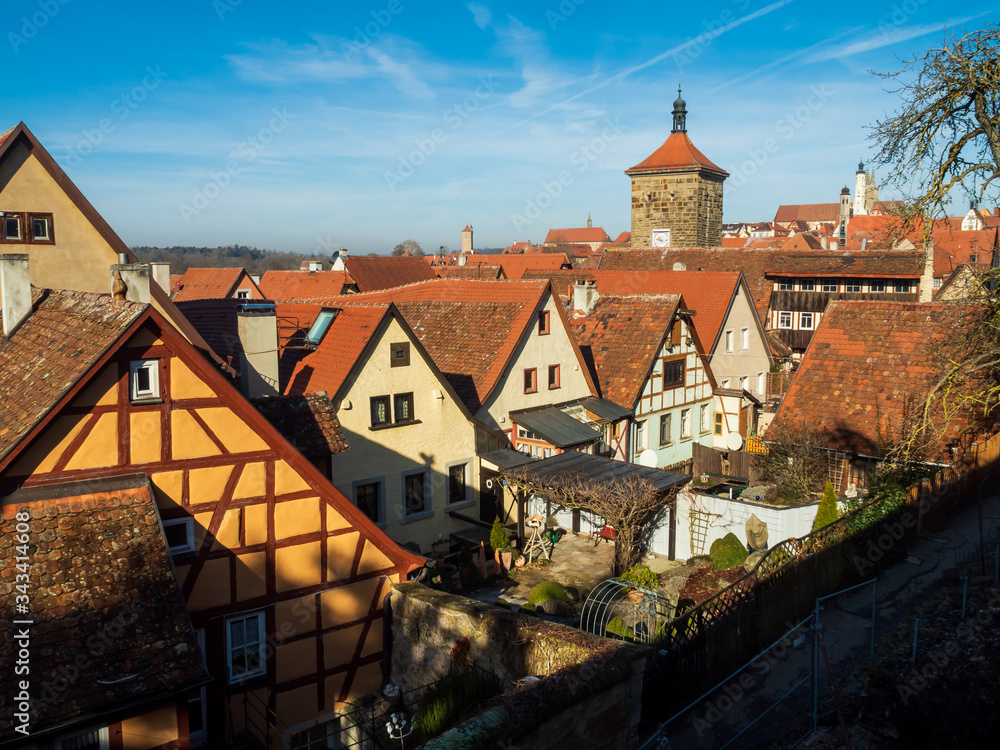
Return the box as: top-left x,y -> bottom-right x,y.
237,304 -> 279,399
110,256 -> 152,304
1,254 -> 31,337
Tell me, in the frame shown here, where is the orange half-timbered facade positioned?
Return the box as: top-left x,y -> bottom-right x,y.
0,287 -> 423,748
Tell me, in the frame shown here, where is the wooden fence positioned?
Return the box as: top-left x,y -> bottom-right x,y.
639,430 -> 1000,734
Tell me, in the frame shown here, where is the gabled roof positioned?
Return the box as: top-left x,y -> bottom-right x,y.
343,256 -> 437,292
613,231 -> 631,245
172,267 -> 262,301
544,227 -> 611,244
780,233 -> 824,250
570,294 -> 684,409
625,131 -> 728,177
773,301 -> 986,460
0,289 -> 146,461
460,253 -> 571,279
599,248 -> 777,320
436,264 -> 503,280
259,270 -> 352,300
763,251 -> 925,278
0,122 -> 223,367
0,475 -> 207,740
252,393 -> 350,457
296,279 -> 596,413
774,203 -> 841,224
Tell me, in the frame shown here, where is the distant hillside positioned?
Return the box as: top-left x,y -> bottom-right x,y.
131,245 -> 330,275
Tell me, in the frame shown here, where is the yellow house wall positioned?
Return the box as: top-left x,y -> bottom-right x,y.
331,316 -> 478,554
479,291 -> 594,432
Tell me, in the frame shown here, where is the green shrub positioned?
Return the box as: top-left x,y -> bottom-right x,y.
709,533 -> 749,570
527,580 -> 571,607
812,481 -> 840,531
489,516 -> 510,552
413,669 -> 502,742
606,616 -> 634,639
620,563 -> 659,589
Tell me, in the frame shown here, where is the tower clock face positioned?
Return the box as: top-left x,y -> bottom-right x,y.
651,229 -> 671,248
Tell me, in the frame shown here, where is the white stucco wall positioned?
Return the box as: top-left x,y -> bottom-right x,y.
706,282 -> 772,398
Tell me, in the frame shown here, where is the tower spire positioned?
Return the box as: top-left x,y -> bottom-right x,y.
671,86 -> 687,134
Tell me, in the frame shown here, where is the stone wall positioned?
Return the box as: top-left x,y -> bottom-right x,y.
390,583 -> 649,749
630,170 -> 724,247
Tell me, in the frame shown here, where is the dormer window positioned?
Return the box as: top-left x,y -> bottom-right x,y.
130,360 -> 160,402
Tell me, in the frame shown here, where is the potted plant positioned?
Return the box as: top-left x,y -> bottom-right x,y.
489,516 -> 513,570
621,563 -> 659,602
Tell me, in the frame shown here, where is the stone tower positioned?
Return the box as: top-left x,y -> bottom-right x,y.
625,89 -> 728,247
839,186 -> 851,240
853,161 -> 867,216
461,224 -> 473,254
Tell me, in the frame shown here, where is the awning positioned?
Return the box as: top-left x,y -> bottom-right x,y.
513,451 -> 689,493
573,396 -> 632,422
478,449 -> 535,471
511,406 -> 603,448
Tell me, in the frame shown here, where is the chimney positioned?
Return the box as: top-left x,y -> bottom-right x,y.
1,254 -> 31,338
237,304 -> 279,399
110,262 -> 152,304
830,240 -> 839,252
820,235 -> 828,250
672,261 -> 687,272
149,262 -> 171,294
331,248 -> 348,271
573,280 -> 598,314
458,254 -> 467,266
919,240 -> 935,302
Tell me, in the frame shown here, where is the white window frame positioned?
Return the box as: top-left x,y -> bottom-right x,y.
680,408 -> 692,439
162,517 -> 195,555
844,281 -> 861,293
895,281 -> 912,293
658,413 -> 672,446
933,277 -> 942,288
777,280 -> 792,291
445,461 -> 472,508
821,281 -> 838,292
739,376 -> 748,392
634,420 -> 647,453
724,329 -> 734,354
800,312 -> 814,330
757,372 -> 766,395
721,378 -> 731,389
235,289 -> 251,299
800,279 -> 815,291
226,612 -> 266,684
870,280 -> 886,292
740,327 -> 749,351
56,727 -> 110,750
129,359 -> 159,401
700,404 -> 710,434
778,311 -> 793,329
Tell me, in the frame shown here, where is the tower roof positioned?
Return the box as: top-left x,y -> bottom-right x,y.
462,224 -> 472,232
625,130 -> 728,178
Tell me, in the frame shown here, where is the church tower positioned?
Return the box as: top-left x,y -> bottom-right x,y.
625,89 -> 728,247
461,224 -> 473,254
853,161 -> 868,216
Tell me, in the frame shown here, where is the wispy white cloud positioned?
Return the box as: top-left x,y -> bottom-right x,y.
467,3 -> 492,29
806,12 -> 991,63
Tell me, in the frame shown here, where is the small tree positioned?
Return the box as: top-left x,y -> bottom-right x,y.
500,467 -> 674,575
489,516 -> 510,552
753,422 -> 830,505
392,239 -> 423,257
813,481 -> 840,532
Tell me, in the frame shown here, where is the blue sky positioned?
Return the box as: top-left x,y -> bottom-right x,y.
4,0 -> 996,254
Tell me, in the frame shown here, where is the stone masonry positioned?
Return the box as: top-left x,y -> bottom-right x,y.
630,171 -> 725,247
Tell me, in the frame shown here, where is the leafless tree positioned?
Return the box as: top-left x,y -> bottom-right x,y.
499,467 -> 674,575
869,24 -> 1000,237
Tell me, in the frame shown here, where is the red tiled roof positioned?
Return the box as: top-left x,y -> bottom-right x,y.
0,125 -> 14,149
773,301 -> 987,460
522,269 -> 742,350
172,267 -> 254,301
436,264 -> 503,280
252,393 -> 350,457
544,227 -> 611,244
259,270 -> 352,300
781,234 -> 824,250
344,256 -> 437,292
626,131 -> 728,177
301,279 -> 556,413
613,231 -> 631,245
0,475 -> 207,738
600,248 -> 777,321
762,251 -> 925,278
570,295 -> 682,408
0,289 -> 145,461
460,253 -> 571,279
774,203 -> 841,224
721,236 -> 749,248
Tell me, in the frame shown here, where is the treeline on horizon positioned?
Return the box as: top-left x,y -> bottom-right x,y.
131,244 -> 506,274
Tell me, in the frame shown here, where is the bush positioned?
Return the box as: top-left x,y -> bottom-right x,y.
489,516 -> 510,552
709,533 -> 749,570
527,581 -> 571,607
813,481 -> 840,531
620,563 -> 659,589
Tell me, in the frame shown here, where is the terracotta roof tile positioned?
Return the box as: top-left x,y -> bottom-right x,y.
625,131 -> 728,177
773,301 -> 986,460
172,267 -> 245,301
0,289 -> 144,461
570,295 -> 681,408
0,476 -> 207,738
774,203 -> 841,224
252,393 -> 350,456
259,270 -> 352,300
544,227 -> 611,244
343,256 -> 437,292
436,265 -> 503,280
460,253 -> 571,279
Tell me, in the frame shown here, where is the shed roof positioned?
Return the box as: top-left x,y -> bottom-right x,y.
514,451 -> 689,493
510,405 -> 603,448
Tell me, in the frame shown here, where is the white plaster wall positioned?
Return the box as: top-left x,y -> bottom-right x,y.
706,283 -> 772,398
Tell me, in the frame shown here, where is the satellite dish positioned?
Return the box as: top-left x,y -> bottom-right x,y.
638,449 -> 658,468
726,432 -> 744,451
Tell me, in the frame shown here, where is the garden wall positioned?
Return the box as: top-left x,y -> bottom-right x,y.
390,583 -> 649,749
663,485 -> 818,560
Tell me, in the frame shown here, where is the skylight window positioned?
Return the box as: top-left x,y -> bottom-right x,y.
305,310 -> 337,345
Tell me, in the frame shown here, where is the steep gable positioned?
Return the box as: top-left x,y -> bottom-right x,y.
259,269 -> 352,300
343,256 -> 437,292
172,267 -> 264,301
